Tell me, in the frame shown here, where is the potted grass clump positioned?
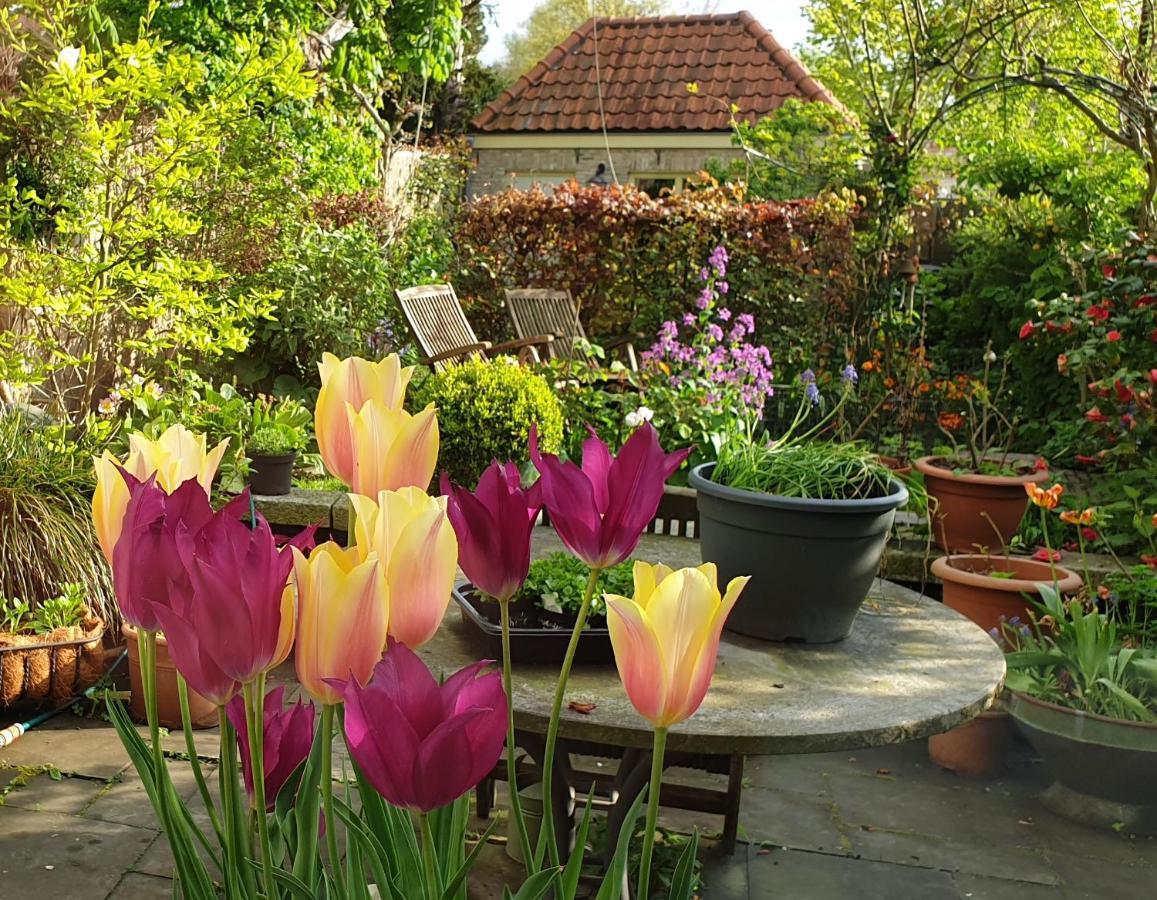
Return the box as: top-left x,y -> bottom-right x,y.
245,396 -> 310,496
915,345 -> 1048,551
690,368 -> 908,643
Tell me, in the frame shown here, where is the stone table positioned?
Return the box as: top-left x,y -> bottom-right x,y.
419,529 -> 1006,858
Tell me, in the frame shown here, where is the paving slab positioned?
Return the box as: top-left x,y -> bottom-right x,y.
747,844 -> 959,900
105,871 -> 177,899
737,785 -> 849,855
0,806 -> 155,900
84,762 -> 217,830
952,873 -> 1063,900
0,713 -> 130,779
0,771 -> 108,815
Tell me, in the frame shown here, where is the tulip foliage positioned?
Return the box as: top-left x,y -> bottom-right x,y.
96,353 -> 744,900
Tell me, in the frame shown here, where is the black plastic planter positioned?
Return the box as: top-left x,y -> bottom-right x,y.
247,451 -> 296,496
689,462 -> 908,643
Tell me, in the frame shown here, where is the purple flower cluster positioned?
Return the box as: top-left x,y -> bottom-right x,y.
643,246 -> 774,412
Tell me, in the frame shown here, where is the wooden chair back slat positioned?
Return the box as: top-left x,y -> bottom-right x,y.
505,289 -> 585,361
397,284 -> 483,369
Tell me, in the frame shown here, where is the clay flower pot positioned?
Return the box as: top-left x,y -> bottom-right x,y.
929,709 -> 1012,777
931,554 -> 1083,634
915,455 -> 1049,552
124,624 -> 219,729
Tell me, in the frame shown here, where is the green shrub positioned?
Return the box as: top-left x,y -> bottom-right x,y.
413,358 -> 564,486
248,423 -> 306,455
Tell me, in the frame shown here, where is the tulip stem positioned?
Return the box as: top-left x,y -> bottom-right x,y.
320,703 -> 346,896
245,678 -> 277,900
176,674 -> 222,842
140,633 -> 174,852
419,812 -> 440,900
1039,508 -> 1059,585
638,727 -> 669,900
536,566 -> 601,869
492,597 -> 534,873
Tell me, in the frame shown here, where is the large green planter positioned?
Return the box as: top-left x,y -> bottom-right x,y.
689,462 -> 908,643
1008,691 -> 1157,807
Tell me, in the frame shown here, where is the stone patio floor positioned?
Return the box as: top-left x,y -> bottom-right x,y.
1,709 -> 1154,899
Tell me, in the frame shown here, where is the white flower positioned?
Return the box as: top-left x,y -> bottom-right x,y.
57,47 -> 81,72
984,349 -> 997,364
625,406 -> 653,428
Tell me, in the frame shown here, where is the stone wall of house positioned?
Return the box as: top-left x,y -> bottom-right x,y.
467,142 -> 745,195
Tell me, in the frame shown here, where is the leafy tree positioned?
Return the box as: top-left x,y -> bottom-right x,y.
498,0 -> 666,82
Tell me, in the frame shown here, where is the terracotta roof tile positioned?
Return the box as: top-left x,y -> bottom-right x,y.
472,11 -> 838,133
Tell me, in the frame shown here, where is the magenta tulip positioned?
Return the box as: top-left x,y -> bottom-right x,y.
338,641 -> 507,813
529,423 -> 690,569
174,497 -> 308,684
226,686 -> 315,810
440,462 -> 541,603
112,472 -> 229,631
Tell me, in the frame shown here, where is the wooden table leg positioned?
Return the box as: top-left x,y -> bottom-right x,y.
721,754 -> 745,854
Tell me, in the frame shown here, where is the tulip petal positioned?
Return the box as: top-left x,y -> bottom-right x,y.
580,429 -> 613,515
386,506 -> 456,648
605,595 -> 668,726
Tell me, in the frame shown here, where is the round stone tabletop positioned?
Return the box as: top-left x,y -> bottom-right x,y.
420,532 -> 1006,758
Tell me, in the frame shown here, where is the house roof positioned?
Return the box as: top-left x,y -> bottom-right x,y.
472,11 -> 837,134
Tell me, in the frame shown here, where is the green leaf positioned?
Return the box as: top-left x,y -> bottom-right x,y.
667,830 -> 701,900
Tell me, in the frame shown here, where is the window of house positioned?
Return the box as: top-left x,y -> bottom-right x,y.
632,174 -> 689,197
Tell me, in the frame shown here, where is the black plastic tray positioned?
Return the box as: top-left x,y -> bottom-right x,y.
452,585 -> 614,664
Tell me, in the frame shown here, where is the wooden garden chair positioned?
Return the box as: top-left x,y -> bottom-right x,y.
396,284 -> 554,370
504,288 -> 638,370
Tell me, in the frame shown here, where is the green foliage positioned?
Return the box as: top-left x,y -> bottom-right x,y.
0,412 -> 115,625
248,423 -> 306,455
454,182 -> 857,371
0,8 -> 318,421
706,98 -> 866,200
514,552 -> 635,618
538,358 -> 640,461
713,439 -> 894,500
24,582 -> 88,633
1103,566 -> 1157,645
1005,584 -> 1157,722
412,358 -> 564,486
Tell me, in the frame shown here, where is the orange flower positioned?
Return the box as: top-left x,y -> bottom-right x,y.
1025,483 -> 1064,510
1059,508 -> 1096,526
937,411 -> 964,431
862,361 -> 874,372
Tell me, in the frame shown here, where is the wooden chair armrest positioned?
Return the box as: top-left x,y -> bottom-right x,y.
422,342 -> 492,365
601,334 -> 641,350
489,334 -> 556,354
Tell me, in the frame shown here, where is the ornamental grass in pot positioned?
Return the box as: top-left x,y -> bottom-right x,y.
691,368 -> 909,643
918,345 -> 1048,552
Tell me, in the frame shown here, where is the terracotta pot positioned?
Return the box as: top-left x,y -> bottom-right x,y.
928,710 -> 1012,777
931,554 -> 1082,633
915,455 -> 1049,552
877,455 -> 912,477
124,624 -> 218,729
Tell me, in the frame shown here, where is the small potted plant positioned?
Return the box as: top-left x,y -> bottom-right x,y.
914,345 -> 1048,552
1004,582 -> 1157,818
246,423 -> 305,495
245,395 -> 311,495
690,367 -> 908,643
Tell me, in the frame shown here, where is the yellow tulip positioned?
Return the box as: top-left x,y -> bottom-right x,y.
349,487 -> 458,649
347,400 -> 439,495
91,424 -> 229,563
269,583 -> 298,671
292,542 -> 389,705
605,562 -> 749,729
316,353 -> 414,485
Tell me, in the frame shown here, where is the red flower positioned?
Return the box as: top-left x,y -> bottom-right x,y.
1101,264 -> 1116,279
1032,547 -> 1062,563
1018,321 -> 1036,340
1149,370 -> 1157,384
1085,407 -> 1109,423
1032,457 -> 1048,472
1056,353 -> 1069,374
1086,305 -> 1111,322
1142,554 -> 1157,570
1151,329 -> 1157,343
1115,380 -> 1135,403
1081,528 -> 1099,542
1123,413 -> 1135,430
1136,295 -> 1157,308
1075,454 -> 1099,465
1107,330 -> 1122,342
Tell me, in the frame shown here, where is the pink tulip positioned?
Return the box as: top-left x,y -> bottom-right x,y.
151,604 -> 241,707
440,462 -> 542,602
112,472 -> 231,631
529,423 -> 689,568
338,641 -> 507,813
226,686 -> 315,811
174,496 -> 312,683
